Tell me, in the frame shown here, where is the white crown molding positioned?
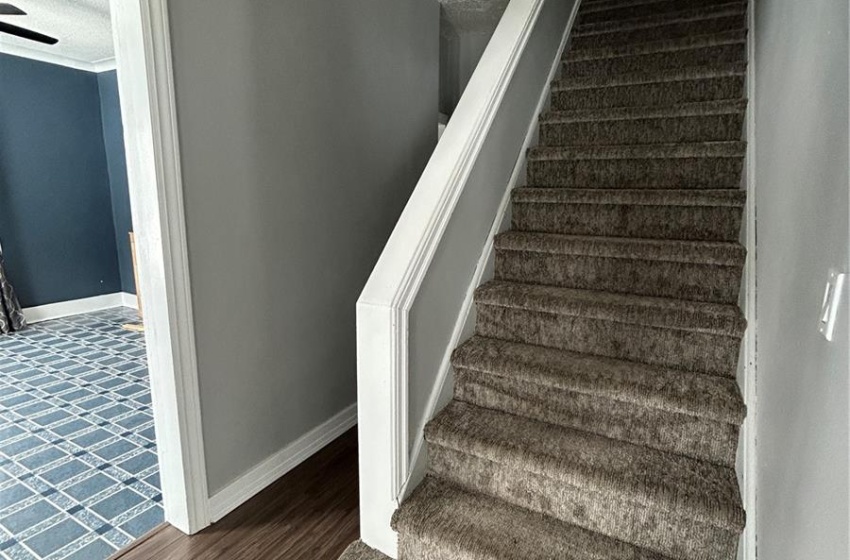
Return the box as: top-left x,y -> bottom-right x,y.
0,41 -> 116,73
93,57 -> 117,72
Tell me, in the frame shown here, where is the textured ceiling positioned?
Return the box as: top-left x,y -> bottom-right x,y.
441,0 -> 510,31
0,0 -> 113,64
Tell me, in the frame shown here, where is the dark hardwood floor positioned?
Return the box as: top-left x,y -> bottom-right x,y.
112,428 -> 359,560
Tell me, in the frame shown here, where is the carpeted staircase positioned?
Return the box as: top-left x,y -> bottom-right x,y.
342,0 -> 749,558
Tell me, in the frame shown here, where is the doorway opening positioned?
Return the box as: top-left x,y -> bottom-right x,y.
0,1 -> 208,558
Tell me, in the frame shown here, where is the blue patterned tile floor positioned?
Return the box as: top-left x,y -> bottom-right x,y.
0,308 -> 162,560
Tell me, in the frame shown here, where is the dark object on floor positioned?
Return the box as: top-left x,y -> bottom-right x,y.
0,245 -> 26,334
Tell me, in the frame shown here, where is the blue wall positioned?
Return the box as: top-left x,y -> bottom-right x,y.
0,54 -> 133,307
98,71 -> 135,295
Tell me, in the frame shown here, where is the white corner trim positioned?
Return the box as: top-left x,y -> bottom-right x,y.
23,293 -> 127,324
741,2 -> 758,559
120,292 -> 140,310
0,41 -> 116,73
111,0 -> 210,534
208,404 -> 358,522
399,0 -> 580,501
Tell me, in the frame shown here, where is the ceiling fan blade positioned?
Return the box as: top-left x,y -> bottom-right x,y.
0,3 -> 25,15
0,22 -> 58,45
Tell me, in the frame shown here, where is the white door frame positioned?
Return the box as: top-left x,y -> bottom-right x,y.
109,0 -> 210,534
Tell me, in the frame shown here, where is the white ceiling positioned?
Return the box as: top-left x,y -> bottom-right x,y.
0,0 -> 114,69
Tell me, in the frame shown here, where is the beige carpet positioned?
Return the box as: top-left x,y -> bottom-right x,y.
343,0 -> 749,557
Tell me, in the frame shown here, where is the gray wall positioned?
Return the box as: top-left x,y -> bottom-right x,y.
166,0 -> 439,493
754,0 -> 849,557
440,25 -> 493,116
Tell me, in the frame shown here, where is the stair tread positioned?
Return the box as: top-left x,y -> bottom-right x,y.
564,37 -> 744,68
512,187 -> 746,206
475,280 -> 746,336
575,2 -> 747,36
581,0 -> 739,17
565,29 -> 747,61
528,141 -> 746,161
453,335 -> 746,424
542,99 -> 747,124
495,231 -> 745,265
393,477 -> 675,560
425,401 -> 746,530
554,63 -> 747,91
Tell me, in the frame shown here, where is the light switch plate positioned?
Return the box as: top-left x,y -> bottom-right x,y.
818,269 -> 846,342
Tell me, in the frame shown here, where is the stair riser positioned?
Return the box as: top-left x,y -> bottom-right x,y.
527,157 -> 744,189
475,304 -> 742,376
570,14 -> 747,50
494,250 -> 743,303
512,201 -> 743,241
564,30 -> 748,62
579,0 -> 742,25
455,369 -> 739,466
428,445 -> 740,560
562,43 -> 746,79
540,113 -> 744,146
552,76 -> 746,110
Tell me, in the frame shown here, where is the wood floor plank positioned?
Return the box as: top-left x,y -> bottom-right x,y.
112,428 -> 359,560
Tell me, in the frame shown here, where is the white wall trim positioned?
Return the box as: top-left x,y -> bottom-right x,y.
208,404 -> 358,522
23,293 -> 125,323
0,42 -> 116,73
398,1 -> 579,501
93,57 -> 118,73
120,292 -> 140,310
110,0 -> 211,534
741,1 -> 758,559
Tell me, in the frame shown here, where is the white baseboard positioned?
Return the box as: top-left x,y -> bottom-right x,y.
23,293 -> 138,323
121,292 -> 140,310
207,403 -> 358,522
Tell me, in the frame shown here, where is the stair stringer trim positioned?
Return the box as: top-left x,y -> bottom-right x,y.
739,1 -> 757,559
